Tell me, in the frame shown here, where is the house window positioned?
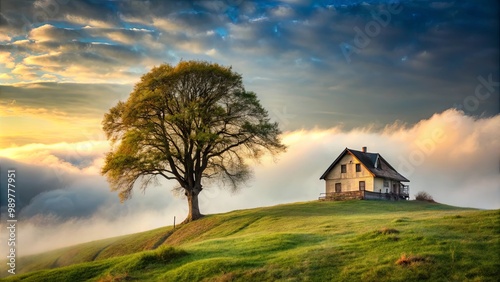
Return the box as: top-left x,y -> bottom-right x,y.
341,165 -> 346,173
359,181 -> 365,191
356,164 -> 361,172
384,180 -> 389,187
335,183 -> 342,192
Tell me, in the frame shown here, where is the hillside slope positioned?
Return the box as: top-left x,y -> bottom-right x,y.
2,200 -> 499,281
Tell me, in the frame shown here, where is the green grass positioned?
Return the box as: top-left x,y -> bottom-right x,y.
1,200 -> 499,281
3,225 -> 174,274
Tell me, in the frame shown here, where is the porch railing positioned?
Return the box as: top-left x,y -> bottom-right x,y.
319,189 -> 409,201
401,185 -> 410,198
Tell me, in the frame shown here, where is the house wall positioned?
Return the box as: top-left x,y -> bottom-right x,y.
324,153 -> 375,193
374,178 -> 401,194
374,178 -> 385,193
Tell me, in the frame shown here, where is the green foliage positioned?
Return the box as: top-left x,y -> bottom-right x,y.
3,201 -> 499,281
101,60 -> 286,220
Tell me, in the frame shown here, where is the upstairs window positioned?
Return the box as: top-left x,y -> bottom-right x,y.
355,164 -> 361,172
341,164 -> 346,173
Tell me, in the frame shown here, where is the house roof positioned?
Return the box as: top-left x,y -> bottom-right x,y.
319,148 -> 409,182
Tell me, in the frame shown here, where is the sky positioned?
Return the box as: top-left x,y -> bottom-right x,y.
0,0 -> 499,256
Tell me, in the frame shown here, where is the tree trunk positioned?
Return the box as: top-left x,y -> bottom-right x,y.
184,189 -> 203,223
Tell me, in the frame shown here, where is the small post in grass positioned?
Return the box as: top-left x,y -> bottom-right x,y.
173,216 -> 176,229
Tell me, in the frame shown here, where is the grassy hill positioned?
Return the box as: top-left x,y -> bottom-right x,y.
2,200 -> 499,281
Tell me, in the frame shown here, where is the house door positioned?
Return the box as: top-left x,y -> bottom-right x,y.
359,181 -> 365,191
392,183 -> 397,194
335,183 -> 341,192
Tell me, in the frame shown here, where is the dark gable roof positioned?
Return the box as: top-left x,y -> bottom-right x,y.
320,148 -> 409,182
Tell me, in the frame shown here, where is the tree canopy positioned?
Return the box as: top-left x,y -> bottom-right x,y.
101,61 -> 286,222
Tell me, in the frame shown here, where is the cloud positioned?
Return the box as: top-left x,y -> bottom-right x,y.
0,109 -> 498,256
40,73 -> 57,80
0,0 -> 498,256
0,141 -> 108,170
5,23 -> 156,83
0,73 -> 13,80
205,48 -> 217,56
10,64 -> 39,80
0,51 -> 15,68
28,24 -> 81,42
0,150 -> 182,255
0,82 -> 130,117
271,5 -> 295,18
0,33 -> 10,42
0,82 -> 131,146
1,0 -> 497,129
97,28 -> 159,46
19,41 -> 146,83
11,208 -> 177,255
169,109 -> 500,213
64,14 -> 116,28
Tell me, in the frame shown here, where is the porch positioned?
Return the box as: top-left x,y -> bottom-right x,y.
319,186 -> 409,201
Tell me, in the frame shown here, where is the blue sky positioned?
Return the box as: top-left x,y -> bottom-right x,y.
0,0 -> 498,254
0,0 -> 498,140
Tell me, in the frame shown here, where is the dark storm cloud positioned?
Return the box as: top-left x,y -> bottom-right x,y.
0,157 -> 69,215
0,155 -> 177,221
0,152 -> 183,254
19,185 -> 107,219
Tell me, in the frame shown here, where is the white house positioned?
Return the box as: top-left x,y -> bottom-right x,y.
319,147 -> 409,201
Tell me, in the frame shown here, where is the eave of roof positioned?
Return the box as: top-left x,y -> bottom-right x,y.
319,147 -> 349,180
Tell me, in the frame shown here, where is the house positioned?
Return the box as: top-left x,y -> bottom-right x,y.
319,147 -> 409,201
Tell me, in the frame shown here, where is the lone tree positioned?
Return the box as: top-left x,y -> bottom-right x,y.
102,61 -> 286,222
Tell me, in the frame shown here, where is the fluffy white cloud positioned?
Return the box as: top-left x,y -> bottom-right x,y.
0,140 -> 108,172
0,109 -> 498,256
14,207 -> 177,255
0,154 -> 181,256
205,109 -> 499,215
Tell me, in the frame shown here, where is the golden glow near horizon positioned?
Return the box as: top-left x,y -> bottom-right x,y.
0,116 -> 103,148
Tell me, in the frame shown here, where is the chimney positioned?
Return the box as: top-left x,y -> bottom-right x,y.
362,146 -> 367,153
